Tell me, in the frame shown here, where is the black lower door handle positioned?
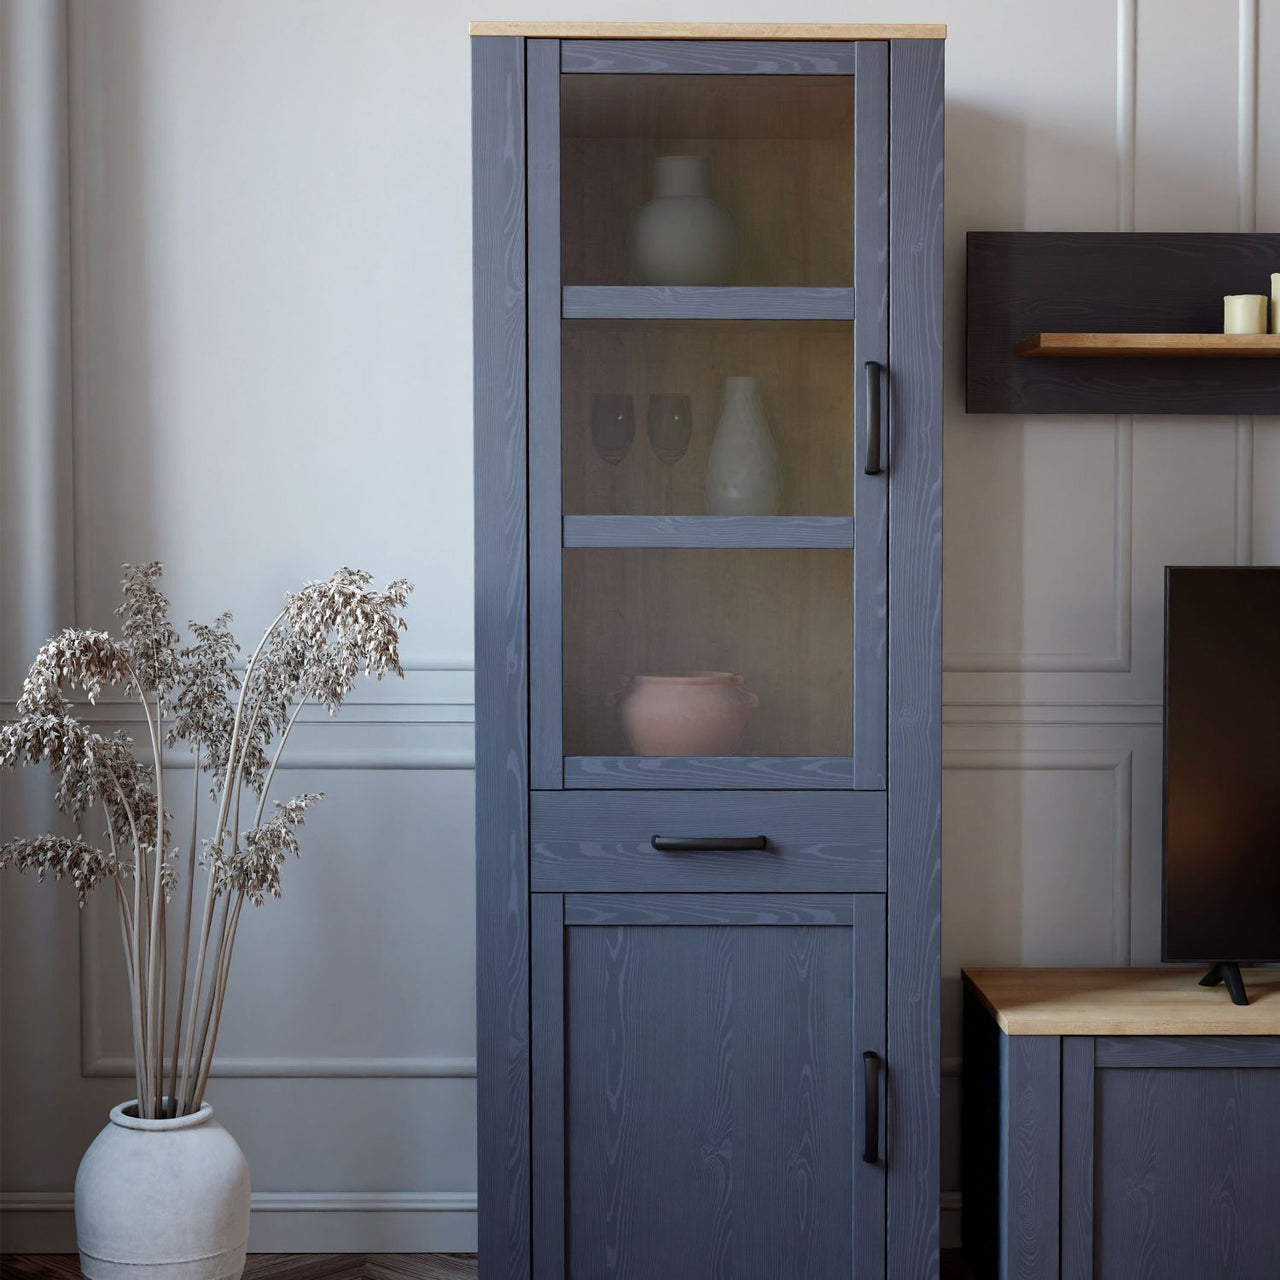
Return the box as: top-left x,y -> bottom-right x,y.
651,835 -> 769,853
862,1051 -> 880,1164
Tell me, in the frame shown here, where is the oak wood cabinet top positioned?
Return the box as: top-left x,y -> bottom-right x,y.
963,966 -> 1280,1036
470,21 -> 947,40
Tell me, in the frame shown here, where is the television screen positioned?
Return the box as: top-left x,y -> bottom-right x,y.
1164,567 -> 1280,962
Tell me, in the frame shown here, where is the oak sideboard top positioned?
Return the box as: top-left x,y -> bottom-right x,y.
963,966 -> 1280,1036
469,22 -> 947,40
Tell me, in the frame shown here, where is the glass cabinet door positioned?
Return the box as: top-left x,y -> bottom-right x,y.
528,40 -> 888,790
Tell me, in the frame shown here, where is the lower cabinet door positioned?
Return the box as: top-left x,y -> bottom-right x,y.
531,892 -> 885,1280
1065,1037 -> 1280,1280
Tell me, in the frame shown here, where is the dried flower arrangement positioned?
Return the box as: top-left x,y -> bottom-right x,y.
0,564 -> 412,1119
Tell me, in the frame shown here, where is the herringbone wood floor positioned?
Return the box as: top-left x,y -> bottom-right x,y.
0,1258 -> 477,1279
1,1253 -> 973,1278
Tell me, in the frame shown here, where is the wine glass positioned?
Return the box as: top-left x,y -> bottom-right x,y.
646,393 -> 692,512
590,394 -> 636,465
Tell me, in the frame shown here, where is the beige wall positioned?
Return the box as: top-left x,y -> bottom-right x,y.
2,0 -> 1277,1253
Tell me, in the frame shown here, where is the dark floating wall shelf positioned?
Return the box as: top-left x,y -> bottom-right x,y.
968,232 -> 1280,414
1017,333 -> 1280,358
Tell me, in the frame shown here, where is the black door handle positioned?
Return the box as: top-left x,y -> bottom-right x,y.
651,836 -> 769,853
864,360 -> 883,476
862,1051 -> 880,1164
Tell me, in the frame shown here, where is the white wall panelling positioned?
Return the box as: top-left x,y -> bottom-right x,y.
2,0 -> 1277,1256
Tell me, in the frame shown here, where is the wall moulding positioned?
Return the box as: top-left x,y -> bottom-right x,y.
943,415 -> 1132,676
942,747 -> 1134,965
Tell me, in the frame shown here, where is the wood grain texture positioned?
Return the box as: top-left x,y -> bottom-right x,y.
563,910 -> 857,1277
527,40 -> 563,790
855,894 -> 888,1279
1001,1036 -> 1061,1280
530,895 -> 565,1279
964,967 -> 1280,1036
469,22 -> 947,40
852,40 -> 889,791
1095,1035 -> 1280,1067
1017,332 -> 1280,357
1059,1038 -> 1095,1280
563,754 -> 857,789
886,38 -> 945,1280
472,35 -> 530,1280
967,232 -> 1280,413
1094,1067 -> 1280,1278
564,892 -> 857,926
561,287 -> 856,319
531,790 -> 885,893
561,39 -> 855,74
561,516 -> 855,548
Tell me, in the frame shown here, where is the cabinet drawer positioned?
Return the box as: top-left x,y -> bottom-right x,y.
531,790 -> 885,892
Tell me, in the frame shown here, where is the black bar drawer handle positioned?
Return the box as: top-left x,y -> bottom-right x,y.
651,835 -> 769,853
862,1051 -> 880,1164
864,360 -> 883,476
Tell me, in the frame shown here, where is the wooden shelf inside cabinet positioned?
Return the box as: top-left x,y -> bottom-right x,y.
562,285 -> 855,321
562,515 -> 855,548
1017,332 -> 1280,358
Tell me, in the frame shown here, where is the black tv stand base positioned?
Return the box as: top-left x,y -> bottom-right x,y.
1198,961 -> 1250,1006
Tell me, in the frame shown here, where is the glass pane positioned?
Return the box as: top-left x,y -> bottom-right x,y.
563,549 -> 852,757
563,320 -> 852,516
561,75 -> 853,287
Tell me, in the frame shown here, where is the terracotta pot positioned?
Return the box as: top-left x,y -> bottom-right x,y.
608,672 -> 759,756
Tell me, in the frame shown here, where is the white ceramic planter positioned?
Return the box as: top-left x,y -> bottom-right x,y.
628,155 -> 738,286
75,1100 -> 251,1280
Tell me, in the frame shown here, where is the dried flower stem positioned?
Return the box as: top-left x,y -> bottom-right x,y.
166,759 -> 201,1117
192,892 -> 244,1109
177,607 -> 285,1113
2,566 -> 411,1117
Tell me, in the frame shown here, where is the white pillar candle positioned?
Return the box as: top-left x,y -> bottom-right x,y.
1272,274 -> 1279,335
1224,293 -> 1268,335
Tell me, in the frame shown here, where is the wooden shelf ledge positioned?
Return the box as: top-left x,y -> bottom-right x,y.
963,967 -> 1280,1036
563,515 -> 854,549
562,286 -> 855,322
1017,332 -> 1280,358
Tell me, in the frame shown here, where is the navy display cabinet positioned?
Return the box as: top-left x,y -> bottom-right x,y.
473,23 -> 944,1279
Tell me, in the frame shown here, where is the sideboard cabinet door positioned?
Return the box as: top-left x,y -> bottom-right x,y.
532,893 -> 886,1280
1067,1037 -> 1280,1280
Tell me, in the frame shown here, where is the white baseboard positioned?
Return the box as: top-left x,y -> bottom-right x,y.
4,1190 -> 955,1255
0,1191 -> 478,1254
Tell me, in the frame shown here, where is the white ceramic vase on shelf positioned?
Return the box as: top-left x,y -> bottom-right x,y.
628,155 -> 738,286
75,1100 -> 251,1280
706,375 -> 782,516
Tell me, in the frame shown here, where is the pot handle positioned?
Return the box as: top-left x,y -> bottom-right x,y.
604,676 -> 632,709
722,674 -> 760,708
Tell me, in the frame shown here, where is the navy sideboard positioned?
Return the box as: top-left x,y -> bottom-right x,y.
963,967 -> 1280,1280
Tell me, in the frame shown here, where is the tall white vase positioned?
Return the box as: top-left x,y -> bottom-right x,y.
75,1100 -> 251,1280
706,376 -> 782,516
628,155 -> 738,286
